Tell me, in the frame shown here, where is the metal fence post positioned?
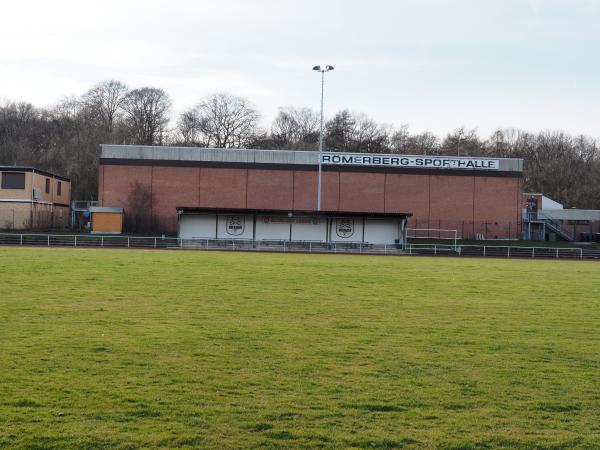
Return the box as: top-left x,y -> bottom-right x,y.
580,248 -> 583,260
532,248 -> 535,259
507,247 -> 510,258
101,236 -> 104,248
556,248 -> 559,259
483,246 -> 486,257
47,235 -> 50,246
434,244 -> 437,256
154,237 -> 157,249
127,237 -> 130,248
20,234 -> 23,246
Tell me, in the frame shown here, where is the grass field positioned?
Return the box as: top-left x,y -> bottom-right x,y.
1,247 -> 599,449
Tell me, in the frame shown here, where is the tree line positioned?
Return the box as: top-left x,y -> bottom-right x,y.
1,79 -> 599,209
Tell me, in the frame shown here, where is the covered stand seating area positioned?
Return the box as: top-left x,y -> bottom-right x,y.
177,207 -> 411,251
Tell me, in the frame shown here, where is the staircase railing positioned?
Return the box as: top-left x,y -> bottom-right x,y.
536,211 -> 575,241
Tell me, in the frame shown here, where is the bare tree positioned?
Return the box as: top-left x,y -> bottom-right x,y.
271,107 -> 320,149
82,80 -> 128,133
390,126 -> 441,155
0,101 -> 42,165
176,109 -> 202,145
182,93 -> 260,148
325,110 -> 390,153
324,110 -> 354,151
441,127 -> 483,156
121,87 -> 171,145
409,131 -> 440,155
354,116 -> 391,153
390,124 -> 411,153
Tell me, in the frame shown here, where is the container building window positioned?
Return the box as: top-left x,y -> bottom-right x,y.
57,181 -> 62,196
45,178 -> 50,193
1,172 -> 26,189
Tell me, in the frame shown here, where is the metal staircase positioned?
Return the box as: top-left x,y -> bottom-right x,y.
536,211 -> 575,242
523,211 -> 575,242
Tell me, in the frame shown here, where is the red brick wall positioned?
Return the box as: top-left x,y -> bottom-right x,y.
384,174 -> 430,217
247,169 -> 294,210
474,177 -> 523,239
102,165 -> 152,213
321,172 -> 339,211
293,171 -> 317,210
429,175 -> 475,222
200,168 -> 246,208
153,166 -> 199,214
99,164 -> 523,237
98,165 -> 104,205
339,172 -> 385,212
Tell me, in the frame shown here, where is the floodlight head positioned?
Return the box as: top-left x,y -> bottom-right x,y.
326,65 -> 334,71
312,65 -> 321,71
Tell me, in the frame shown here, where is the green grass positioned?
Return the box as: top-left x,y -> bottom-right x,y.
1,247 -> 599,449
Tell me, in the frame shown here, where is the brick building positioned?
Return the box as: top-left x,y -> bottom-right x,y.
98,145 -> 524,241
0,167 -> 71,230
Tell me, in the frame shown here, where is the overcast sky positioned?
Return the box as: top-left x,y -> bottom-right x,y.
1,0 -> 599,137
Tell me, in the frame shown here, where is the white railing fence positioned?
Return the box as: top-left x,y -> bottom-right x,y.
0,233 -> 597,260
405,243 -> 586,260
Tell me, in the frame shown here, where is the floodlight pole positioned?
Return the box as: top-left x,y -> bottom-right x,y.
318,70 -> 325,211
313,65 -> 334,211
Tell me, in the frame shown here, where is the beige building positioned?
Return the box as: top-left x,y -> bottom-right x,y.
0,167 -> 71,230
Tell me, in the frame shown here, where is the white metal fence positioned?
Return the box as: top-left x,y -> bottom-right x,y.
0,233 -> 598,260
405,243 -> 592,260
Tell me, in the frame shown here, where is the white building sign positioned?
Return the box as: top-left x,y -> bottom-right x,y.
321,153 -> 500,170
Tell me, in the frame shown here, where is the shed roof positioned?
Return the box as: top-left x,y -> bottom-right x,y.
176,206 -> 411,219
541,209 -> 600,221
0,166 -> 70,182
90,206 -> 123,214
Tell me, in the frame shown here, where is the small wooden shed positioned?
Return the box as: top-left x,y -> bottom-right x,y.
90,206 -> 124,234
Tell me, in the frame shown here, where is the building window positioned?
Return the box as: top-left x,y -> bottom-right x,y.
45,178 -> 50,193
1,172 -> 26,189
57,181 -> 62,196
